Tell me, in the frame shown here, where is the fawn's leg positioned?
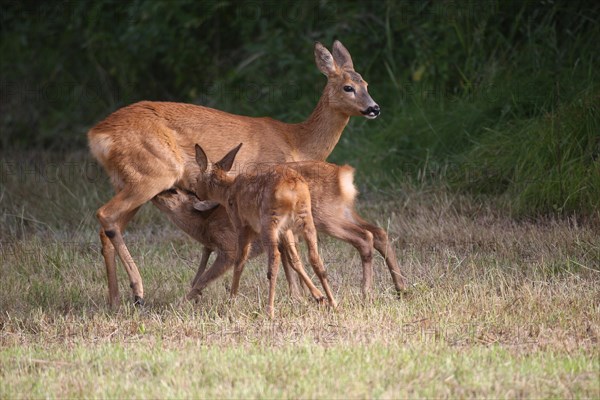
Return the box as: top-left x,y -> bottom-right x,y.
303,216 -> 337,308
262,228 -> 281,318
281,230 -> 325,302
229,226 -> 254,298
353,212 -> 407,291
191,247 -> 213,288
321,220 -> 374,296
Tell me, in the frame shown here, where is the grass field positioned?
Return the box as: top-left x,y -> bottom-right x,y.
0,152 -> 598,398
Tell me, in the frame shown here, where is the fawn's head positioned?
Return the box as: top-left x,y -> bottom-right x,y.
194,143 -> 243,201
315,40 -> 380,119
153,188 -> 195,213
154,188 -> 214,216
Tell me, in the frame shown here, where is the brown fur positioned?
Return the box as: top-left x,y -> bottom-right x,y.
286,162 -> 406,293
152,190 -> 283,295
178,160 -> 405,299
88,41 -> 384,306
195,144 -> 337,318
153,189 -> 306,297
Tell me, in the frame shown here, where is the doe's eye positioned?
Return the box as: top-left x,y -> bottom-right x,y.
343,85 -> 354,92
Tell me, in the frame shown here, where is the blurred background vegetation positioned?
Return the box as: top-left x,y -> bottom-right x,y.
1,0 -> 599,217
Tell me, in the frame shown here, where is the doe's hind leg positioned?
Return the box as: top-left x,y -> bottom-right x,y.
353,212 -> 407,292
98,203 -> 141,307
96,181 -> 173,305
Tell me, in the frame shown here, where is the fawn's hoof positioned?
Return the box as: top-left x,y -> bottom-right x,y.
315,296 -> 327,304
108,296 -> 120,309
394,285 -> 412,300
133,295 -> 145,307
185,290 -> 201,302
361,289 -> 374,300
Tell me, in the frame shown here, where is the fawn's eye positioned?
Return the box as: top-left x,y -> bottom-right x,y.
343,85 -> 355,93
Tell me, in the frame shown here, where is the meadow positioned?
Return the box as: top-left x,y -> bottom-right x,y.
0,152 -> 598,397
1,1 -> 599,397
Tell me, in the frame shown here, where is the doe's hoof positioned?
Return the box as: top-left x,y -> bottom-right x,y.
395,286 -> 412,299
265,305 -> 275,319
133,295 -> 145,307
185,291 -> 202,303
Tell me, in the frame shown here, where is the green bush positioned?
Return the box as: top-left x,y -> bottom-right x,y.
1,0 -> 598,217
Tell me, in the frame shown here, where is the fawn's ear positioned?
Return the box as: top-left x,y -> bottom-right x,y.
314,42 -> 338,77
193,199 -> 220,211
332,40 -> 354,70
195,144 -> 209,172
215,143 -> 242,172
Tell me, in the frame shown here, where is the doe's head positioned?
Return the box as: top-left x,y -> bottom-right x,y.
315,40 -> 380,119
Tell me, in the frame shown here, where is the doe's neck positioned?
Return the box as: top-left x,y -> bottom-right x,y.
292,93 -> 350,161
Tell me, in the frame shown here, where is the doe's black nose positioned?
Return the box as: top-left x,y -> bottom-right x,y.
363,104 -> 380,117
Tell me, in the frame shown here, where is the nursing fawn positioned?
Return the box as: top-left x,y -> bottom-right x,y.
152,189 -> 304,298
192,143 -> 405,305
194,143 -> 336,318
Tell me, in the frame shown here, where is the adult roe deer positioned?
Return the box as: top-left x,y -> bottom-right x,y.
88,40 -> 404,306
194,143 -> 337,318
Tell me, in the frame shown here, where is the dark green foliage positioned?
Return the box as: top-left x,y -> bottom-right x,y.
1,0 -> 598,216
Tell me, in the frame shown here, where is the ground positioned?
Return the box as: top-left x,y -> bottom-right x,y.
0,153 -> 598,397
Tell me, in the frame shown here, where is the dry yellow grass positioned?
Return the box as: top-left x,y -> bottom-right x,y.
0,152 -> 598,397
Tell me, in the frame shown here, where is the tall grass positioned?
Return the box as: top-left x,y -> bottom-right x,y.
330,0 -> 600,216
333,76 -> 599,217
462,90 -> 599,216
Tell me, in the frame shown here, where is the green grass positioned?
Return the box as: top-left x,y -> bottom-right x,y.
1,152 -> 599,397
2,343 -> 597,398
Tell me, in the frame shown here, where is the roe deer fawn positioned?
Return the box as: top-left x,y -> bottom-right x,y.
152,189 -> 304,298
88,40 -> 404,307
156,158 -> 405,301
194,143 -> 336,318
190,162 -> 404,301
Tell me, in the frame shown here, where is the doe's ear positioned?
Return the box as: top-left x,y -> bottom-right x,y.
332,40 -> 354,70
314,42 -> 337,77
195,144 -> 209,172
215,143 -> 243,172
